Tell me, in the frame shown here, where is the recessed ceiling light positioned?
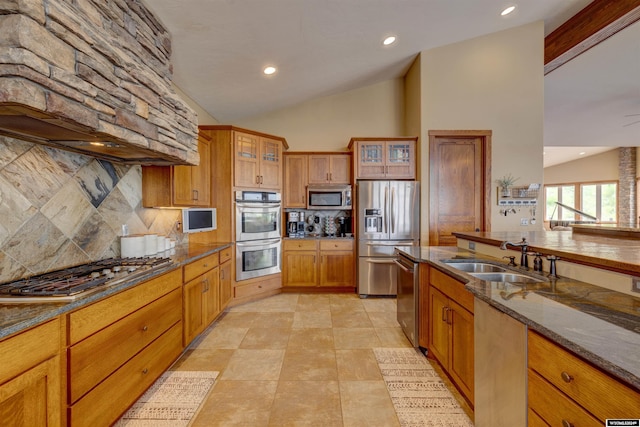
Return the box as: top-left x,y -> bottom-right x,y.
263,66 -> 277,75
90,142 -> 105,146
383,36 -> 396,46
501,5 -> 516,16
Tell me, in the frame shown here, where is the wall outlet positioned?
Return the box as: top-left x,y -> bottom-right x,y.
520,218 -> 529,226
632,277 -> 640,293
468,241 -> 475,250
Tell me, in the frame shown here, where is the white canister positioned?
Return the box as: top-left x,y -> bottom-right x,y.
121,235 -> 145,258
156,236 -> 166,253
144,234 -> 158,256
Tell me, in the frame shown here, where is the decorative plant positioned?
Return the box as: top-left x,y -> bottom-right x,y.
496,173 -> 519,190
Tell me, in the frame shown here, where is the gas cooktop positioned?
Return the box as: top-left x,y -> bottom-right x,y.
0,257 -> 173,303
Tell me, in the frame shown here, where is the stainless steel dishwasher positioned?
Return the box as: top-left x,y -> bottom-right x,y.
395,250 -> 419,347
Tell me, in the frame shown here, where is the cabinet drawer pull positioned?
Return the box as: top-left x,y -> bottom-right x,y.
142,368 -> 149,375
258,285 -> 263,289
561,371 -> 574,383
561,420 -> 573,427
441,306 -> 448,322
142,325 -> 148,332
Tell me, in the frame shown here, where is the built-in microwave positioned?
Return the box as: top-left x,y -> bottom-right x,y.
307,185 -> 352,210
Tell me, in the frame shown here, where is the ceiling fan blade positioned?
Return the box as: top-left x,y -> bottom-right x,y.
623,120 -> 640,127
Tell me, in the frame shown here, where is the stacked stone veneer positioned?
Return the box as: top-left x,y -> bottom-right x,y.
618,147 -> 637,227
0,0 -> 199,164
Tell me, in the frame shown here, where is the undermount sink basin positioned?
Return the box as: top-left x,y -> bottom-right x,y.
443,262 -> 508,273
469,272 -> 544,283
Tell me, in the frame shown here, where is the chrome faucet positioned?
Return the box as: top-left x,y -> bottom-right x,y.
500,238 -> 529,268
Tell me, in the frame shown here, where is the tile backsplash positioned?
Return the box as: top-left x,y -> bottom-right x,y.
0,135 -> 184,283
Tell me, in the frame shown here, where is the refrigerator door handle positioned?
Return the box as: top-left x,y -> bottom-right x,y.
384,185 -> 389,234
391,186 -> 396,234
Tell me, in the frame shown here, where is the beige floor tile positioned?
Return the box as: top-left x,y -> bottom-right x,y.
331,309 -> 373,328
251,312 -> 295,329
280,347 -> 338,381
375,327 -> 413,347
361,297 -> 397,313
367,310 -> 400,327
292,310 -> 333,328
330,294 -> 366,312
240,327 -> 291,349
196,325 -> 249,349
287,327 -> 335,349
215,311 -> 257,328
191,380 -> 277,427
336,349 -> 383,380
296,294 -> 332,311
269,380 -> 343,426
333,327 -> 382,349
222,349 -> 285,380
340,380 -> 400,427
171,348 -> 234,372
231,293 -> 299,312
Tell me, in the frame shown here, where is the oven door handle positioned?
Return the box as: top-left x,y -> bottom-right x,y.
235,238 -> 281,247
236,201 -> 281,209
365,258 -> 396,265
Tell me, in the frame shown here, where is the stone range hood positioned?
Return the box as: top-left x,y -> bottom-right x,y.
0,0 -> 199,166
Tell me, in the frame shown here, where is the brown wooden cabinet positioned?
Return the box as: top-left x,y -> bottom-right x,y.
219,247 -> 233,310
67,269 -> 183,427
528,330 -> 640,425
308,154 -> 351,184
183,253 -> 220,346
142,133 -> 211,207
0,319 -> 62,427
427,268 -> 474,405
282,239 -> 354,288
284,154 -> 308,208
349,137 -> 416,180
234,131 -> 283,190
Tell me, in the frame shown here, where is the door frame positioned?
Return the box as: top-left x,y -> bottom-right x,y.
428,130 -> 492,245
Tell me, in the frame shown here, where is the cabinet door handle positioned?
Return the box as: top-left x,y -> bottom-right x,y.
441,306 -> 448,322
561,371 -> 574,383
142,368 -> 149,375
142,325 -> 148,332
260,175 -> 264,184
256,175 -> 260,184
561,420 -> 574,427
221,270 -> 224,279
193,189 -> 199,200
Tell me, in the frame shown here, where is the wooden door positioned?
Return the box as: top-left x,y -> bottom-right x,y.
183,277 -> 204,345
203,267 -> 220,325
429,131 -> 491,246
308,155 -> 330,184
385,140 -> 416,179
282,251 -> 317,286
329,154 -> 351,184
191,136 -> 211,206
355,141 -> 386,179
449,299 -> 474,404
284,154 -> 308,207
219,260 -> 232,310
319,251 -> 354,287
428,286 -> 449,366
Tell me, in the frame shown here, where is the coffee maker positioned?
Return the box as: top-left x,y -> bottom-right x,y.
287,212 -> 305,238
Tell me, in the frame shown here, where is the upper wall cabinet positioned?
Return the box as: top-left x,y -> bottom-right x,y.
308,154 -> 351,185
142,133 -> 211,207
234,131 -> 283,190
349,137 -> 417,180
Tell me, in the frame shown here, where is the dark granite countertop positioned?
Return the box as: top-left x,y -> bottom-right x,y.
396,245 -> 640,390
0,242 -> 232,341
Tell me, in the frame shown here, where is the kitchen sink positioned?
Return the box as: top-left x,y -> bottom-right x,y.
443,262 -> 508,273
469,272 -> 544,283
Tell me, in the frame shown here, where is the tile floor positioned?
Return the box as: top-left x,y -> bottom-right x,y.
170,292 -> 472,426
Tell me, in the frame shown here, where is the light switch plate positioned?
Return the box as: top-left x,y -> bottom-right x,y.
632,277 -> 640,293
520,218 -> 529,226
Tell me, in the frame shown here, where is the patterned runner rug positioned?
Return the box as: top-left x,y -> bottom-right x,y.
114,370 -> 219,427
373,348 -> 474,427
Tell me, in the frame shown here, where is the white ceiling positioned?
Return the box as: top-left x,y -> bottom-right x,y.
144,0 -> 635,167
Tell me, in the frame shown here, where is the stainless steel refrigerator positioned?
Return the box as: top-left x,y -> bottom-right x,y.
356,180 -> 420,297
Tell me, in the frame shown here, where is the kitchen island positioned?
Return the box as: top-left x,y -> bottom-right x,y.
397,229 -> 640,425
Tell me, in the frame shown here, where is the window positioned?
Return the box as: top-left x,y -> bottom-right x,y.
544,182 -> 617,224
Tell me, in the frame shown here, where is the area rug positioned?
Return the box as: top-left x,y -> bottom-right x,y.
373,348 -> 474,427
113,370 -> 219,427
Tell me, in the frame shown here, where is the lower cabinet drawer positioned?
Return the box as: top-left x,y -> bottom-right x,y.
528,330 -> 640,421
528,369 -> 600,427
68,288 -> 182,403
234,276 -> 281,299
69,322 -> 183,427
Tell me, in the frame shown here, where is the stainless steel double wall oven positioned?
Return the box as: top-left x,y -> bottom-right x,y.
235,190 -> 282,281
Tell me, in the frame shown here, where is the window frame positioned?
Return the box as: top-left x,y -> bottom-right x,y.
544,180 -> 618,225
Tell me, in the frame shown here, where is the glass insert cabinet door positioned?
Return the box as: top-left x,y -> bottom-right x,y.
354,139 -> 416,179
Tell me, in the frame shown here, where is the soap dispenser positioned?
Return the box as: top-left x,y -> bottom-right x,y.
533,253 -> 543,272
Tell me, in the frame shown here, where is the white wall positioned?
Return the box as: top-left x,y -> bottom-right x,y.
233,79 -> 406,151
544,149 -> 619,184
420,21 -> 545,239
